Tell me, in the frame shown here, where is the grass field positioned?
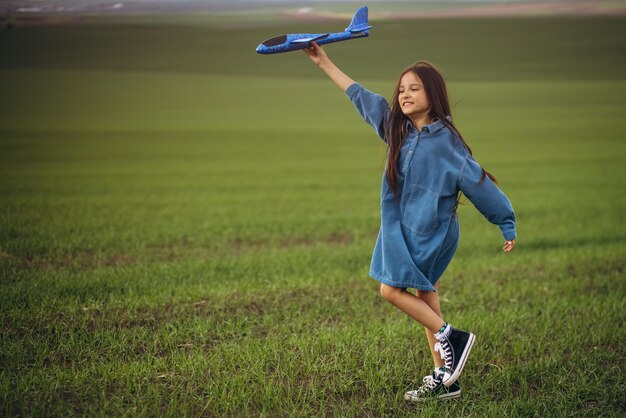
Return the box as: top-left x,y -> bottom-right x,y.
1,15 -> 625,416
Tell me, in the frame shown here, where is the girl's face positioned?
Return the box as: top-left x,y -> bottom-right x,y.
398,71 -> 430,119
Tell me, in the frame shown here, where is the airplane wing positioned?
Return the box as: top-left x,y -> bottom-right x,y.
292,34 -> 329,44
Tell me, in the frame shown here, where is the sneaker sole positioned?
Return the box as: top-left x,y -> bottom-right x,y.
439,388 -> 461,400
404,388 -> 461,402
443,332 -> 475,388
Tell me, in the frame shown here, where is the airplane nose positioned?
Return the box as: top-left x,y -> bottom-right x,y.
256,44 -> 265,54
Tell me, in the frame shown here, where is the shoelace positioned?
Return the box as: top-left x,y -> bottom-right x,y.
406,374 -> 441,398
434,340 -> 453,371
417,375 -> 439,393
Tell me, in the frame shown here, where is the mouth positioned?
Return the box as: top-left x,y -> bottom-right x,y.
402,101 -> 414,107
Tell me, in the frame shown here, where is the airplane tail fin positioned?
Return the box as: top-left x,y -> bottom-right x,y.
345,6 -> 373,33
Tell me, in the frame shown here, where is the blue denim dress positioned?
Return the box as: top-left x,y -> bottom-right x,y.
346,83 -> 517,291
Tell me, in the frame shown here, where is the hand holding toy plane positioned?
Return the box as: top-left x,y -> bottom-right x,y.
256,6 -> 373,54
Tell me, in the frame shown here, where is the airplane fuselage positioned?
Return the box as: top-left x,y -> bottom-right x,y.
256,6 -> 373,55
256,30 -> 369,54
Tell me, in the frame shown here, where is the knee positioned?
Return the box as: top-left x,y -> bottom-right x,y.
379,283 -> 402,302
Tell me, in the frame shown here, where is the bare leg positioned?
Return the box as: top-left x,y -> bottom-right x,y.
379,284 -> 445,333
416,283 -> 444,369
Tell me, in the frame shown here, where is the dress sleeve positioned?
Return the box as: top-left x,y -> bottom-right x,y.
345,82 -> 389,141
458,155 -> 517,241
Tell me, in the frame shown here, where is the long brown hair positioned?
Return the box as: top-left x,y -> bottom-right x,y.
384,61 -> 496,198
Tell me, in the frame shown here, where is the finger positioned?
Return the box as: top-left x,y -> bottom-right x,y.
310,41 -> 322,52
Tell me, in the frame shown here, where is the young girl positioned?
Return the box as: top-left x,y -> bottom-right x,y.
303,42 -> 516,402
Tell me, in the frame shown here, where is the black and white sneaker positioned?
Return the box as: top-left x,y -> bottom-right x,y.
435,325 -> 476,387
404,371 -> 461,402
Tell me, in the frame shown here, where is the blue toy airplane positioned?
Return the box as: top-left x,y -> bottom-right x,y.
256,6 -> 373,54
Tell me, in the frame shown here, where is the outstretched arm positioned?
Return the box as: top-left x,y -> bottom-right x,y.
303,42 -> 355,92
458,155 -> 517,253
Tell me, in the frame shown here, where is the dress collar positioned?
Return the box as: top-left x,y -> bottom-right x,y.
404,115 -> 452,135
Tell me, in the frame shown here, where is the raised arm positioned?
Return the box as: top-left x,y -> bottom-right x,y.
303,42 -> 355,92
304,42 -> 388,140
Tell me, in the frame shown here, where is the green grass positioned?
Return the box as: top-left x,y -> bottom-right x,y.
1,15 -> 625,417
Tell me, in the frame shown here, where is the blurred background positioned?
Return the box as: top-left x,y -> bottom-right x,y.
1,1 -> 625,416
